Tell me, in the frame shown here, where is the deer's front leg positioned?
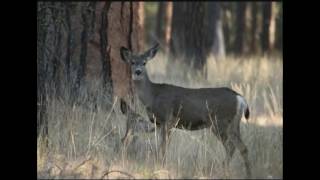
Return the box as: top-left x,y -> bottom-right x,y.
159,111 -> 178,166
160,122 -> 168,166
146,107 -> 156,123
121,120 -> 133,147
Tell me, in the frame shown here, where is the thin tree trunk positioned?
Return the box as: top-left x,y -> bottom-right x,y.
250,2 -> 258,53
156,2 -> 172,53
99,2 -> 112,93
261,2 -> 272,53
269,2 -> 277,51
156,2 -> 165,42
170,2 -> 219,72
234,2 -> 246,55
163,2 -> 172,53
37,2 -> 52,142
275,2 -> 282,51
65,2 -> 73,82
221,3 -> 231,54
136,2 -> 145,51
209,2 -> 225,59
74,3 -> 91,94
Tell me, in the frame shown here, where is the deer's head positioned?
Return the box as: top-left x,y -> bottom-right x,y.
120,43 -> 159,81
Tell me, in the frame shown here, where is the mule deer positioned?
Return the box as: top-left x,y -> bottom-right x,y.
120,99 -> 155,147
120,44 -> 252,178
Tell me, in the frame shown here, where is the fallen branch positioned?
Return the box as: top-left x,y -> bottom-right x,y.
100,170 -> 135,179
54,163 -> 63,171
73,156 -> 92,171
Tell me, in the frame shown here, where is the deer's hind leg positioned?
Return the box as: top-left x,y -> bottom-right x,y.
222,137 -> 236,168
230,133 -> 252,178
217,130 -> 236,178
209,115 -> 236,167
159,112 -> 179,167
229,104 -> 252,178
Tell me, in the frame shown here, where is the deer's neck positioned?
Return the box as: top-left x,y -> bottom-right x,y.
133,74 -> 154,107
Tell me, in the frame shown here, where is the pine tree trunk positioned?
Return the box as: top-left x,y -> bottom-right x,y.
107,2 -> 143,99
37,1 -> 143,139
261,2 -> 272,53
156,2 -> 172,53
250,2 -> 258,53
209,2 -> 225,59
170,2 -> 220,72
269,2 -> 277,51
156,2 -> 165,42
221,3 -> 232,54
234,2 -> 247,55
275,2 -> 282,51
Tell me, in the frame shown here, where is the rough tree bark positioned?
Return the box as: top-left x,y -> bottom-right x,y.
107,2 -> 144,99
37,2 -> 60,140
37,2 -> 143,140
170,2 -> 221,72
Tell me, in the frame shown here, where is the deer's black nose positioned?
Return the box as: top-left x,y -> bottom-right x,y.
135,70 -> 142,75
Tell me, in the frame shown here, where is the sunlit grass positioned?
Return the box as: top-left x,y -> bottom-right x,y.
37,54 -> 282,179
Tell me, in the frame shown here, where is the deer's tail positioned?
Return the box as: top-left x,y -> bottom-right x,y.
237,95 -> 250,121
245,105 -> 250,119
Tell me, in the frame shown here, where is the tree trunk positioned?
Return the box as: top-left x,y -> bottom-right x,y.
156,2 -> 172,53
137,2 -> 145,51
163,2 -> 173,53
37,2 -> 63,141
88,2 -> 144,98
209,2 -> 225,59
107,2 -> 143,99
74,2 -> 95,94
221,3 -> 232,54
170,2 -> 220,72
156,2 -> 165,42
261,2 -> 272,53
250,2 -> 258,53
234,2 -> 247,55
37,2 -> 143,139
269,2 -> 277,51
275,2 -> 282,51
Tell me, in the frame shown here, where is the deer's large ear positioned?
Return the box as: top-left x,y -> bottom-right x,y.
120,47 -> 132,63
144,43 -> 159,61
120,98 -> 128,114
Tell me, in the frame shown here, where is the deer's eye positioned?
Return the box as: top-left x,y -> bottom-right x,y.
143,62 -> 146,66
131,62 -> 135,65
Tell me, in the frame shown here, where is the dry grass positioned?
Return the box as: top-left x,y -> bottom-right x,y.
37,54 -> 283,179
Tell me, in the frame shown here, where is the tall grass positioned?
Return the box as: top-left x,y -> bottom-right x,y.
37,54 -> 282,179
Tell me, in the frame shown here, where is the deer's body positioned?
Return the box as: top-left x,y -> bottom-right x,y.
137,78 -> 247,131
120,44 -> 252,178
